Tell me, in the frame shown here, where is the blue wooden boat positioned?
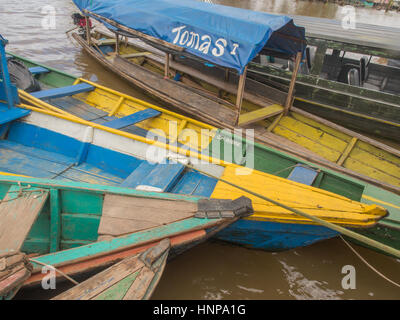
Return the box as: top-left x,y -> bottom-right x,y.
0,34 -> 388,254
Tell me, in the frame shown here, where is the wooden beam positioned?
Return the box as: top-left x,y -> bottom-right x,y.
284,52 -> 302,114
84,10 -> 184,53
337,137 -> 358,166
115,33 -> 119,55
85,16 -> 91,46
234,66 -> 247,126
49,189 -> 61,253
164,53 -> 170,79
238,104 -> 284,127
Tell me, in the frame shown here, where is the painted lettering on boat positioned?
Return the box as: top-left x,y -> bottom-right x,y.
172,25 -> 239,57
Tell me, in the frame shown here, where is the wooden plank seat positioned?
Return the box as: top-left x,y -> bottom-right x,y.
103,108 -> 161,129
120,52 -> 152,59
28,66 -> 50,75
238,104 -> 284,127
287,165 -> 319,186
92,38 -> 117,46
121,161 -> 185,192
30,83 -> 95,100
0,107 -> 30,126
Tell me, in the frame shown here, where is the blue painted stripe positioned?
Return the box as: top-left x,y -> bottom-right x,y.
103,108 -> 161,129
288,165 -> 319,186
215,219 -> 338,251
31,83 -> 94,100
28,66 -> 50,75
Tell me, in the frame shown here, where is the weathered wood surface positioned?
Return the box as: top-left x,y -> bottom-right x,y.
0,252 -> 32,298
73,32 -> 400,194
0,186 -> 49,252
54,254 -> 145,300
98,195 -> 197,237
111,54 -> 237,126
53,240 -> 170,300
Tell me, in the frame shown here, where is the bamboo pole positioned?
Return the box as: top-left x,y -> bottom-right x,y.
185,164 -> 400,259
284,51 -> 302,114
234,66 -> 247,126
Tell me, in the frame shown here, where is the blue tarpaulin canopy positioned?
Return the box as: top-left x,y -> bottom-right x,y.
73,0 -> 306,74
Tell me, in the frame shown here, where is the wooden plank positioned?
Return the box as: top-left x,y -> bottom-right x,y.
287,165 -> 319,186
98,194 -> 197,237
120,52 -> 152,59
137,163 -> 185,192
28,66 -> 50,75
53,255 -> 145,300
49,189 -> 61,253
103,108 -> 161,129
284,51 -> 302,114
238,104 -> 283,127
234,67 -> 247,126
91,38 -> 116,46
337,137 -> 358,166
0,107 -> 30,125
30,83 -> 94,100
0,186 -> 49,252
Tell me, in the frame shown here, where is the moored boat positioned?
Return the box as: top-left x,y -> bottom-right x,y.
66,0 -> 400,194
249,15 -> 400,141
7,51 -> 400,254
0,38 -> 389,253
0,175 -> 249,299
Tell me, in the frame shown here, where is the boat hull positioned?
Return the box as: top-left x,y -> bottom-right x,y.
215,219 -> 338,251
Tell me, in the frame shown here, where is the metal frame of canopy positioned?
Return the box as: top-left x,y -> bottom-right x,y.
81,9 -> 305,127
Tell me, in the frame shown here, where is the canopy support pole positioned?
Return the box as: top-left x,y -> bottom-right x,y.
85,16 -> 91,46
115,33 -> 119,55
164,53 -> 170,79
284,52 -> 302,115
234,66 -> 247,127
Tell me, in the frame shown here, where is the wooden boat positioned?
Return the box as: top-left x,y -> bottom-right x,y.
66,2 -> 400,196
0,175 -> 248,300
249,15 -> 400,141
53,239 -> 170,300
0,39 -> 388,253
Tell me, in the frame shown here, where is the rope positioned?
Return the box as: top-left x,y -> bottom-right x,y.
340,235 -> 400,289
29,259 -> 79,286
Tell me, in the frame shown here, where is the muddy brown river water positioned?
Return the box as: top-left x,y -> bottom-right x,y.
1,0 -> 399,299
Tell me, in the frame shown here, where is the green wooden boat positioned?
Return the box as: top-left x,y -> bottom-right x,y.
0,175 -> 250,300
249,15 -> 400,141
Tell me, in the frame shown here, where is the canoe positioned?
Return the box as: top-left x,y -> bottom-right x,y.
0,41 -> 388,253
0,175 -> 250,300
53,239 -> 170,300
66,6 -> 400,195
249,15 -> 400,141
9,53 -> 400,253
